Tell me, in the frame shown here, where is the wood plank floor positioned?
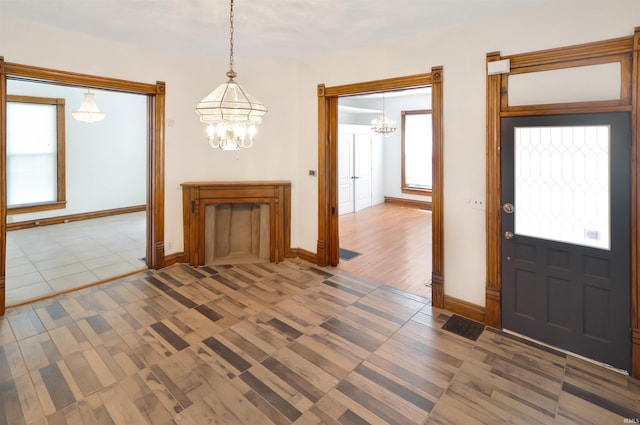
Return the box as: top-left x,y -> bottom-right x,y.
1,259 -> 638,424
338,203 -> 432,298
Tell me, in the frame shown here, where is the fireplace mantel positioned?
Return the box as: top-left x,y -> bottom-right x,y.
181,181 -> 292,266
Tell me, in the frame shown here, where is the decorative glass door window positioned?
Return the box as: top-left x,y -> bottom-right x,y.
514,125 -> 610,250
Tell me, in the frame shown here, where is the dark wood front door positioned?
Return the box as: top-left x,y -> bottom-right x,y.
501,112 -> 631,371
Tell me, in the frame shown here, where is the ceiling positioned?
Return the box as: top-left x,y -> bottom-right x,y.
0,0 -> 555,58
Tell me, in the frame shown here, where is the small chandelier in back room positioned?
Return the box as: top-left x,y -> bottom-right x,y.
195,0 -> 267,151
72,89 -> 105,123
371,92 -> 396,135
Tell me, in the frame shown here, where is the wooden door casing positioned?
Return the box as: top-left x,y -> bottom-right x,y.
0,59 -> 166,316
485,28 -> 640,378
317,68 -> 444,307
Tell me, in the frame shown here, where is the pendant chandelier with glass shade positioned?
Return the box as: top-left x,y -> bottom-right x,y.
195,0 -> 267,151
72,89 -> 105,123
371,93 -> 396,135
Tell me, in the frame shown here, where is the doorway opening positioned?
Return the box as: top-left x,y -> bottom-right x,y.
0,59 -> 166,315
5,81 -> 148,306
317,68 -> 444,307
336,88 -> 432,298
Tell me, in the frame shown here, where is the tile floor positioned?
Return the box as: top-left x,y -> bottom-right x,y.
5,212 -> 147,306
0,260 -> 638,424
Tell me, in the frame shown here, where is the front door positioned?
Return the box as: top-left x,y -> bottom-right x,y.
501,112 -> 631,371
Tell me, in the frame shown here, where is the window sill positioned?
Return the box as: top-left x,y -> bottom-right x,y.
8,201 -> 67,215
401,187 -> 432,196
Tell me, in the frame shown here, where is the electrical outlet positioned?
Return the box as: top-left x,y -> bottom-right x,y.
467,199 -> 485,210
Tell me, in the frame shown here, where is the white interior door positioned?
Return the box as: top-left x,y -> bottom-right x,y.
338,134 -> 354,215
354,134 -> 372,212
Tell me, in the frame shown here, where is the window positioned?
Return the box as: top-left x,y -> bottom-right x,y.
7,95 -> 66,214
402,109 -> 432,194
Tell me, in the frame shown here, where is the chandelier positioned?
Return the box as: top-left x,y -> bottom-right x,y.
195,0 -> 267,151
72,89 -> 105,123
371,93 -> 396,135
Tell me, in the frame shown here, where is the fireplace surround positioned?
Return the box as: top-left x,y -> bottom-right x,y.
181,181 -> 292,266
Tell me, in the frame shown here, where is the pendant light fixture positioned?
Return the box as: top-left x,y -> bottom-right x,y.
72,89 -> 105,123
195,0 -> 267,151
371,93 -> 396,135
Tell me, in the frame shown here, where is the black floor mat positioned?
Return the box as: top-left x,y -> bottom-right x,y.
339,248 -> 361,260
441,314 -> 485,341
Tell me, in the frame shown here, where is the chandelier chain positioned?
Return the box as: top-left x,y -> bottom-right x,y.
195,0 -> 267,150
229,0 -> 235,73
371,92 -> 397,135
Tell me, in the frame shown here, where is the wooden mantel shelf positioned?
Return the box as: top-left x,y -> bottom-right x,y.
181,181 -> 292,266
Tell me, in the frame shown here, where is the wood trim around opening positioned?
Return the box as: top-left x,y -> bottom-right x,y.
317,68 -> 445,308
486,28 -> 640,378
0,59 -> 166,316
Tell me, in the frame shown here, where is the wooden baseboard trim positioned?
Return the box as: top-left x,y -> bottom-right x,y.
443,295 -> 486,323
296,248 -> 317,264
7,205 -> 146,231
165,249 -> 307,268
384,196 -> 432,210
164,252 -> 185,267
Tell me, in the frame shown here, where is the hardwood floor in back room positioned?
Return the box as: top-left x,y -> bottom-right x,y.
338,203 -> 432,299
0,259 -> 638,424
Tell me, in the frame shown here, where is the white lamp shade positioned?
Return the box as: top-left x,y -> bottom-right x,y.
72,91 -> 105,123
195,78 -> 267,125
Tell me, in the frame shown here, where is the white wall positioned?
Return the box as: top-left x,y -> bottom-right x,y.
1,0 -> 638,306
6,81 -> 146,221
339,93 -> 431,203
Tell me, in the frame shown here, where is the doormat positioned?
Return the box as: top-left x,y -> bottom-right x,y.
441,314 -> 485,341
339,248 -> 361,260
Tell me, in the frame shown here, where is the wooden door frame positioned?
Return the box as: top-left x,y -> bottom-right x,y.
485,28 -> 640,377
0,58 -> 166,316
317,67 -> 445,307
